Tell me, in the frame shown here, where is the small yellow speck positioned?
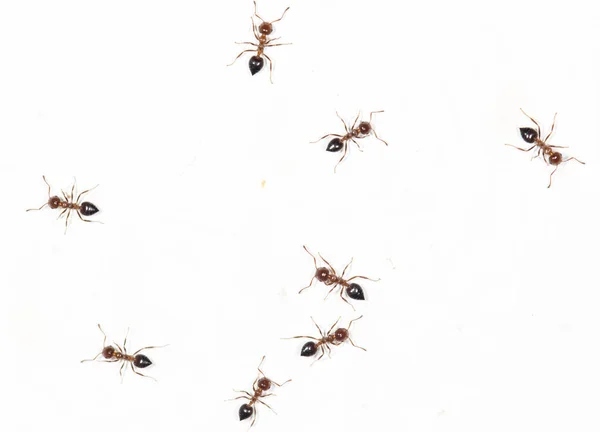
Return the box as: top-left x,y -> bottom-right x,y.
261,180 -> 266,188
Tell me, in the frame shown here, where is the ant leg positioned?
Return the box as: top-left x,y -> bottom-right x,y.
132,344 -> 169,356
76,210 -> 103,224
257,398 -> 276,413
119,361 -> 126,382
351,112 -> 360,130
61,190 -> 69,201
372,128 -> 388,146
264,42 -> 292,47
547,166 -> 559,188
340,258 -> 353,280
335,112 -> 350,134
505,143 -> 536,152
310,133 -> 342,144
280,335 -> 320,341
339,288 -> 356,311
122,328 -> 129,354
232,389 -> 254,398
263,53 -> 274,84
310,316 -> 325,338
235,41 -> 259,47
130,363 -> 157,381
348,337 -> 367,351
114,342 -> 124,352
225,395 -> 251,402
333,142 -> 349,173
64,209 -> 72,233
347,275 -> 380,282
324,283 -> 340,300
352,138 -> 364,152
271,6 -> 290,24
326,317 -> 342,334
26,202 -> 48,212
347,315 -> 364,330
56,208 -> 67,220
76,184 -> 99,204
544,112 -> 558,142
520,108 -> 541,138
227,49 -> 256,66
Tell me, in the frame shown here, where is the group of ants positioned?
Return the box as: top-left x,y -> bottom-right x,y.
24,1 -> 586,428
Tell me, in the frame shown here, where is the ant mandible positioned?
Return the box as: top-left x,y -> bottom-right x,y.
228,356 -> 291,427
81,324 -> 166,381
299,245 -> 379,310
228,1 -> 291,83
312,110 -> 388,172
26,176 -> 100,231
506,108 -> 585,188
284,316 -> 366,362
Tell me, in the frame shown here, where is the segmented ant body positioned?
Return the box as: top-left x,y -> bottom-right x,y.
300,245 -> 378,309
284,316 -> 366,361
26,176 -> 100,231
228,1 -> 291,83
228,356 -> 291,427
81,324 -> 166,381
506,108 -> 585,188
312,111 -> 387,172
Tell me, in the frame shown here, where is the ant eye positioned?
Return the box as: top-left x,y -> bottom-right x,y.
519,127 -> 538,143
326,138 -> 344,152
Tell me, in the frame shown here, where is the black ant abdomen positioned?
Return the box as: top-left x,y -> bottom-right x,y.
249,56 -> 265,75
519,127 -> 538,143
326,138 -> 344,152
301,341 -> 318,357
80,202 -> 99,216
134,354 -> 152,369
346,283 -> 365,300
239,404 -> 254,421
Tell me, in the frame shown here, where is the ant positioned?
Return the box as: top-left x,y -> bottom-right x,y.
284,316 -> 366,361
228,356 -> 291,427
228,1 -> 291,83
26,176 -> 100,231
506,108 -> 585,188
299,245 -> 379,310
81,324 -> 166,381
312,110 -> 388,172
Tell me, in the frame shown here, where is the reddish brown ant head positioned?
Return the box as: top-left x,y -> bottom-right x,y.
358,121 -> 372,135
102,346 -> 115,359
334,328 -> 349,342
257,377 -> 271,391
315,267 -> 330,282
549,152 -> 563,165
258,22 -> 273,35
48,196 -> 61,209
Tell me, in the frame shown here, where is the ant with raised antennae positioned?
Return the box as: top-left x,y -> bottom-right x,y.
228,356 -> 291,427
299,245 -> 379,310
284,316 -> 366,362
506,108 -> 585,188
26,176 -> 100,232
81,324 -> 167,381
312,110 -> 388,172
228,1 -> 291,83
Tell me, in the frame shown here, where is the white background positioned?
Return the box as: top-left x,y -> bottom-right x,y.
1,0 -> 599,431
